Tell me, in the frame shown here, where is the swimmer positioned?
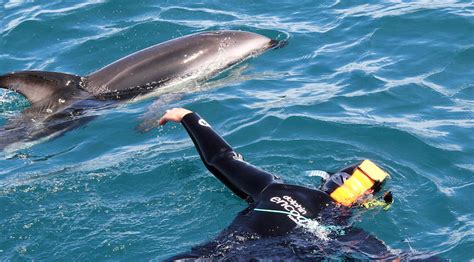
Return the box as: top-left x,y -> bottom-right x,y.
158,108 -> 411,260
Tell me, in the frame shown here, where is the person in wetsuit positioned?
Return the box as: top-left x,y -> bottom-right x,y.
159,108 -> 395,260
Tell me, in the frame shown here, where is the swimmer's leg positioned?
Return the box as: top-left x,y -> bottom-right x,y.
165,251 -> 201,262
336,227 -> 393,259
165,240 -> 220,262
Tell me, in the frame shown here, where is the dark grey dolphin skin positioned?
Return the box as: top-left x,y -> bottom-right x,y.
0,30 -> 279,150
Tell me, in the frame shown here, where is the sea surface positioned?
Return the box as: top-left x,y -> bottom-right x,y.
1,0 -> 473,260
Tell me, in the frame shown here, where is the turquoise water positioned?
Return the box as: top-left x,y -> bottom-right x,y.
1,0 -> 473,260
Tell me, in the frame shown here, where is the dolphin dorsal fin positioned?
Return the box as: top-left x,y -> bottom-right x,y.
0,71 -> 83,104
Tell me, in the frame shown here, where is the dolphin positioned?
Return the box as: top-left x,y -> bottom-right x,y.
0,30 -> 279,151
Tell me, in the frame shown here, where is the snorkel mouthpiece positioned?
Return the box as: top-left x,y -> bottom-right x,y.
362,191 -> 394,210
330,160 -> 389,207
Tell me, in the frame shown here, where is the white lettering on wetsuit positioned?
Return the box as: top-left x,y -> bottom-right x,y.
269,195 -> 336,241
231,152 -> 244,162
270,195 -> 309,225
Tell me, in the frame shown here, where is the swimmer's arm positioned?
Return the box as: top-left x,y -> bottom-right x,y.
160,108 -> 276,200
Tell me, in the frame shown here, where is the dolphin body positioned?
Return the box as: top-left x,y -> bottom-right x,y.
0,30 -> 278,151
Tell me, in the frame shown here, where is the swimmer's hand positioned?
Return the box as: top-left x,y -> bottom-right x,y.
159,108 -> 193,125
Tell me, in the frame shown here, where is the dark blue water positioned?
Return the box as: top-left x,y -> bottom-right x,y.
1,0 -> 473,260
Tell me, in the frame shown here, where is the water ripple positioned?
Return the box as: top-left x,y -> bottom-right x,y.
334,1 -> 473,19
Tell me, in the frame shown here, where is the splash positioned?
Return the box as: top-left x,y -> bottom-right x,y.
293,215 -> 345,241
0,90 -> 29,118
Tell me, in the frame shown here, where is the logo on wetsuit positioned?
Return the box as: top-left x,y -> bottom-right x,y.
198,119 -> 211,127
270,196 -> 308,224
262,195 -> 342,240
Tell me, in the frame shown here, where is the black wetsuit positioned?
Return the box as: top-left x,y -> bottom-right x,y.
168,113 -> 392,260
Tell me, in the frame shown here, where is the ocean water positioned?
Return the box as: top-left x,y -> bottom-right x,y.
1,0 -> 473,260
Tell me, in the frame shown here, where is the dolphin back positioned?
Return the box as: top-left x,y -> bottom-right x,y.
0,31 -> 278,151
85,30 -> 277,100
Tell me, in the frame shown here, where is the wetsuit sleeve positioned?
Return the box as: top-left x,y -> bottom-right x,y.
181,113 -> 276,200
